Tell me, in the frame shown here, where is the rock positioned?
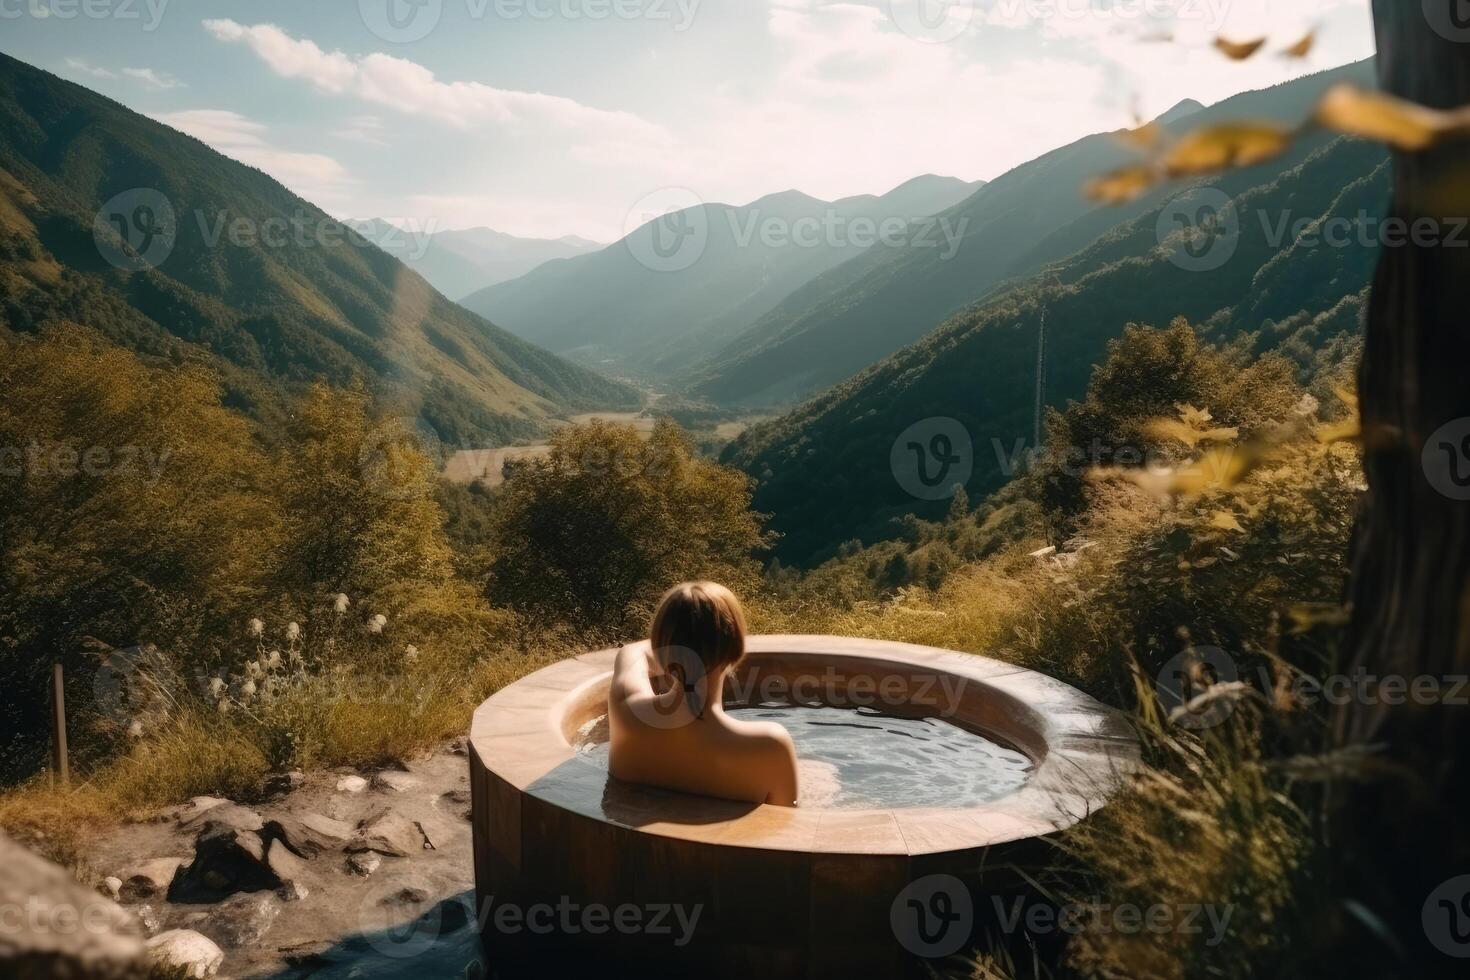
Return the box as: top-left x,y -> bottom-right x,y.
438,789 -> 472,821
379,883 -> 432,907
101,875 -> 123,900
347,851 -> 381,877
264,812 -> 353,858
182,802 -> 264,836
189,796 -> 229,815
277,880 -> 310,902
263,770 -> 306,797
347,809 -> 424,858
336,774 -> 368,793
118,856 -> 185,902
371,770 -> 420,793
145,929 -> 224,978
168,829 -> 282,903
447,736 -> 469,755
0,831 -> 143,976
265,837 -> 310,888
195,893 -> 280,949
134,903 -> 166,935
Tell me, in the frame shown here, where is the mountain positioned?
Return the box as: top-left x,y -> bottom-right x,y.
460,175 -> 984,377
351,220 -> 603,301
724,133 -> 1389,564
686,61 -> 1378,409
0,52 -> 637,446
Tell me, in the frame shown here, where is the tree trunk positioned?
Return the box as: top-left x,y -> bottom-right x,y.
1338,2 -> 1470,973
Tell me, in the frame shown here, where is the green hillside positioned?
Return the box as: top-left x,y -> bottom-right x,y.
0,52 -> 638,446
687,60 -> 1378,409
724,135 -> 1389,564
460,175 -> 983,378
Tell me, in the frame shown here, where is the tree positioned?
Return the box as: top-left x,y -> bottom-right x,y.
274,384 -> 453,602
488,420 -> 772,633
0,325 -> 277,776
1336,6 -> 1470,973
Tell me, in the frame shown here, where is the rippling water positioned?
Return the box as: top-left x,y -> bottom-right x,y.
576,703 -> 1033,809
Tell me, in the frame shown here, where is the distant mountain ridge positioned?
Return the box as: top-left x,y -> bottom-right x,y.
352,219 -> 604,301
0,52 -> 637,446
685,61 -> 1377,409
460,174 -> 985,377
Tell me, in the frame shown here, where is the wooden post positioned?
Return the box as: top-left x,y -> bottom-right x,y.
50,662 -> 68,789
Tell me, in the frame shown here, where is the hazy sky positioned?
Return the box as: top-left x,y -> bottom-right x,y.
6,0 -> 1374,241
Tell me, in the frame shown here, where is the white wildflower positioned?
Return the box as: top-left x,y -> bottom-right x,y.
367,614 -> 388,635
127,720 -> 144,738
333,594 -> 350,615
248,618 -> 264,638
404,645 -> 419,663
208,677 -> 226,698
246,660 -> 263,679
241,679 -> 257,698
1295,393 -> 1320,417
264,650 -> 283,670
286,622 -> 301,642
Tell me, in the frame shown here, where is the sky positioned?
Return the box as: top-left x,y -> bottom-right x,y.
3,0 -> 1375,242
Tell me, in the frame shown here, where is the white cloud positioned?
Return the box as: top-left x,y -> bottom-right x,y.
122,67 -> 184,91
152,109 -> 354,208
202,19 -> 675,161
330,115 -> 390,147
64,58 -> 115,79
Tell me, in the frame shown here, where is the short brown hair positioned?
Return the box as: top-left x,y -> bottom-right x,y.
650,581 -> 748,678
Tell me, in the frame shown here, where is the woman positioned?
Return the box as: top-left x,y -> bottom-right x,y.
608,581 -> 799,807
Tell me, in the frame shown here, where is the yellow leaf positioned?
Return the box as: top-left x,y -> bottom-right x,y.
1162,122 -> 1294,176
1144,418 -> 1239,447
1214,36 -> 1267,61
1287,603 -> 1350,635
1281,29 -> 1315,59
1084,164 -> 1159,204
1115,121 -> 1164,153
1316,417 -> 1361,445
1209,510 -> 1245,533
1314,84 -> 1470,152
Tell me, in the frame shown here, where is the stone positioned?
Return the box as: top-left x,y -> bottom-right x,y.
336,774 -> 368,793
447,735 -> 469,755
118,856 -> 185,901
101,875 -> 123,900
145,929 -> 224,978
195,893 -> 280,949
168,829 -> 282,903
265,837 -> 310,888
347,809 -> 423,858
182,802 -> 264,836
371,770 -> 420,793
277,880 -> 310,902
263,770 -> 306,797
347,851 -> 381,877
134,903 -> 166,935
264,812 -> 354,858
438,789 -> 472,821
188,796 -> 229,815
0,831 -> 143,976
379,883 -> 432,907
